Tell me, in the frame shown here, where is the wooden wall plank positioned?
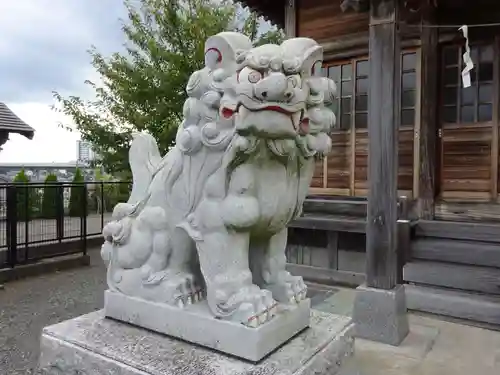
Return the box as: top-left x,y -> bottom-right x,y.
440,127 -> 493,196
287,263 -> 365,287
311,160 -> 324,188
297,0 -> 369,44
354,130 -> 414,195
404,261 -> 500,295
327,132 -> 351,190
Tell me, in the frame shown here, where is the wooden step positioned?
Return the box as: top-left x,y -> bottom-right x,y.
416,220 -> 500,243
405,284 -> 500,326
290,213 -> 366,233
303,198 -> 367,217
404,261 -> 500,296
411,238 -> 500,268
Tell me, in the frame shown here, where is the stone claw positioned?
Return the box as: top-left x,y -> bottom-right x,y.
176,298 -> 185,309
238,288 -> 277,328
264,271 -> 308,305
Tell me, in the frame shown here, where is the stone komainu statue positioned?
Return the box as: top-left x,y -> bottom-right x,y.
101,32 -> 337,328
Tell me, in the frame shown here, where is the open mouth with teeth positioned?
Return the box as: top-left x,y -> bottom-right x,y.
222,103 -> 309,135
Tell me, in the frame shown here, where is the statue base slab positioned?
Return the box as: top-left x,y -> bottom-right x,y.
103,290 -> 310,361
38,309 -> 354,375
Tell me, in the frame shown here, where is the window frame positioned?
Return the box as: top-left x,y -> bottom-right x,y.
322,49 -> 419,133
439,41 -> 498,129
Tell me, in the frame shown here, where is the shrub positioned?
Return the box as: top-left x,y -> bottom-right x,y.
41,173 -> 59,219
68,168 -> 86,217
12,169 -> 33,220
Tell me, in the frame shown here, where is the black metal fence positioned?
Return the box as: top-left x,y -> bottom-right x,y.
0,181 -> 130,269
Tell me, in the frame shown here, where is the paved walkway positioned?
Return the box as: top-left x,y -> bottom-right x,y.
0,253 -> 499,374
316,287 -> 500,375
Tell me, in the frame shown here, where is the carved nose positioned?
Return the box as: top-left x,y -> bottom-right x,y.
254,73 -> 293,102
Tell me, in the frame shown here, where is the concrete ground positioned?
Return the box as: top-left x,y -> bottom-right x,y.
0,250 -> 500,374
315,286 -> 500,375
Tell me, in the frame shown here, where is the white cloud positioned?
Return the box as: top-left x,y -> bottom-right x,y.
0,102 -> 79,163
0,0 -> 275,165
0,0 -> 127,164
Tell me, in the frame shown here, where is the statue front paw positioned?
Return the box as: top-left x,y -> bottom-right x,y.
264,271 -> 307,304
140,264 -> 153,280
210,285 -> 278,328
101,242 -> 113,265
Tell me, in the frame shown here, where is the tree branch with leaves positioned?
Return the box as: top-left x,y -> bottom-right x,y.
53,0 -> 283,175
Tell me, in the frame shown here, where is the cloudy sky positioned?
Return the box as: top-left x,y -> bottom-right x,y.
0,0 -> 128,163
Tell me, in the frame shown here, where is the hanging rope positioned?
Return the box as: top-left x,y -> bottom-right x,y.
401,21 -> 500,28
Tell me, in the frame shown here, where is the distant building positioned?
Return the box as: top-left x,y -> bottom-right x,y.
76,140 -> 96,164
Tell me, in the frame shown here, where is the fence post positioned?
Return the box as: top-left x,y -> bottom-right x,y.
23,184 -> 30,262
6,185 -> 17,268
81,183 -> 88,255
100,181 -> 104,231
56,183 -> 64,242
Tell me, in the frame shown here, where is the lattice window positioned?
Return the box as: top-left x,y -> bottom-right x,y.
323,51 -> 418,130
441,44 -> 495,124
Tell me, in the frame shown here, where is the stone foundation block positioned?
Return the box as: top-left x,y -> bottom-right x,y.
38,309 -> 355,375
352,283 -> 410,346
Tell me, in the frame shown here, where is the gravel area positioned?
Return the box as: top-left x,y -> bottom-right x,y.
0,248 -> 336,374
0,248 -> 106,374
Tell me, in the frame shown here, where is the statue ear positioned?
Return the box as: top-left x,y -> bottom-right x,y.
281,38 -> 323,78
204,32 -> 252,72
205,47 -> 222,70
301,45 -> 324,78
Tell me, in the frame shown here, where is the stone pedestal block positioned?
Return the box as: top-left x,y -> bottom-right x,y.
104,290 -> 311,362
38,310 -> 354,375
352,284 -> 409,346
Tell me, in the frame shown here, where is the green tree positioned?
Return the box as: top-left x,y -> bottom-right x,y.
41,173 -> 59,219
53,0 -> 284,175
68,168 -> 86,217
13,169 -> 34,221
90,169 -> 130,213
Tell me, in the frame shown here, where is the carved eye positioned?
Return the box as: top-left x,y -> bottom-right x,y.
311,60 -> 323,77
205,48 -> 222,70
248,71 -> 262,83
238,67 -> 263,84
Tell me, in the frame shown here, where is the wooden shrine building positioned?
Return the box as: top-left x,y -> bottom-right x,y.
239,0 -> 500,326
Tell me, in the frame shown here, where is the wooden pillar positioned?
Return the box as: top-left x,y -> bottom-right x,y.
366,0 -> 401,290
417,1 -> 438,219
284,0 -> 296,38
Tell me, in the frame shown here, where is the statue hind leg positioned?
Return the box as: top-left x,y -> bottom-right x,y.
257,228 -> 307,304
167,227 -> 204,304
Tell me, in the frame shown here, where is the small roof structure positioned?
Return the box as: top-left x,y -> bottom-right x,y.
0,102 -> 35,140
238,0 -> 285,28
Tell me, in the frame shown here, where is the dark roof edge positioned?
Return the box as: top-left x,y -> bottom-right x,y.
0,102 -> 35,140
